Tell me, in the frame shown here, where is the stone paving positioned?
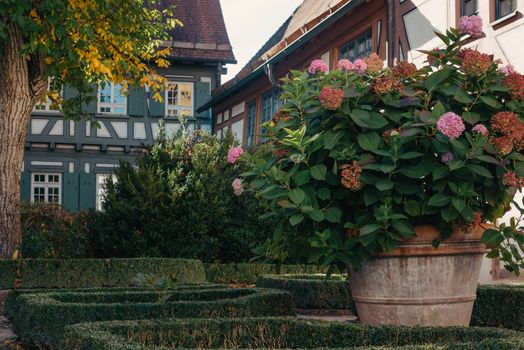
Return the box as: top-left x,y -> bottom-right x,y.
296,309 -> 358,322
0,291 -> 19,350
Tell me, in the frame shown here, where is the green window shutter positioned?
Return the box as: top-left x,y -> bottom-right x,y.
63,85 -> 79,100
148,90 -> 165,117
79,173 -> 96,210
81,83 -> 98,115
128,86 -> 145,117
195,81 -> 211,119
63,173 -> 79,212
20,171 -> 30,202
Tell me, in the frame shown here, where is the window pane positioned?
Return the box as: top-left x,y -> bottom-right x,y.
179,83 -> 192,107
167,83 -> 179,106
462,0 -> 476,16
100,84 -> 111,103
247,101 -> 257,146
340,30 -> 372,62
497,0 -> 514,19
113,84 -> 125,104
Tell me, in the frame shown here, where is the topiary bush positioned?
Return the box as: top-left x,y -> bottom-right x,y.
471,284 -> 524,330
9,288 -> 294,349
256,273 -> 353,310
65,317 -> 524,350
204,263 -> 324,284
3,283 -> 224,319
0,258 -> 205,289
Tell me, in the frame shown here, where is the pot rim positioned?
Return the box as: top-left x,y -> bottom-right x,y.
374,224 -> 490,258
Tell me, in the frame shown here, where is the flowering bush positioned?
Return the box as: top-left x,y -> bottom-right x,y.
240,18 -> 524,271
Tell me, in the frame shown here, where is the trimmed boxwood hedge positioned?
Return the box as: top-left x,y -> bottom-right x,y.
8,287 -> 294,349
256,274 -> 353,310
3,283 -> 224,319
0,258 -> 205,289
471,284 -> 524,330
65,317 -> 524,350
204,263 -> 324,284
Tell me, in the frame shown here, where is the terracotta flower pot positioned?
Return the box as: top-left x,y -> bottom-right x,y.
349,225 -> 488,326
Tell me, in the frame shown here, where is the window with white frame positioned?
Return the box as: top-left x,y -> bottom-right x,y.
98,82 -> 126,114
31,173 -> 61,204
96,173 -> 116,211
165,81 -> 193,118
34,78 -> 61,112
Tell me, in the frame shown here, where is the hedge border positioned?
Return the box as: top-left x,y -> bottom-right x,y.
0,258 -> 205,289
203,263 -> 324,284
256,274 -> 353,310
471,284 -> 524,330
3,283 -> 224,319
64,317 -> 524,350
9,287 -> 294,348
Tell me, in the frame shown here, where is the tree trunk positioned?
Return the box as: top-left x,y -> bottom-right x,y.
0,23 -> 46,259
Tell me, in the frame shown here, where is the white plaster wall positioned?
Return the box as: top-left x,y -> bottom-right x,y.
406,0 -> 524,69
230,119 -> 245,143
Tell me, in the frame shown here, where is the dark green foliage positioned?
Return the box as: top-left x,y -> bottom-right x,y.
0,258 -> 205,289
204,263 -> 324,284
20,202 -> 91,259
471,284 -> 524,330
0,260 -> 17,290
256,274 -> 354,310
87,130 -> 273,262
3,284 -> 223,319
8,288 -> 294,349
65,317 -> 524,350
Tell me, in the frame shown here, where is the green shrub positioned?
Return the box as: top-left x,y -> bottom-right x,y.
0,258 -> 205,289
65,317 -> 524,350
256,274 -> 353,310
87,129 -> 274,262
471,284 -> 524,330
10,288 -> 294,349
3,283 -> 224,319
204,263 -> 324,284
20,202 -> 91,259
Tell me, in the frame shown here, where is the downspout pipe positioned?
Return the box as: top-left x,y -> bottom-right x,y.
264,63 -> 278,87
386,0 -> 395,67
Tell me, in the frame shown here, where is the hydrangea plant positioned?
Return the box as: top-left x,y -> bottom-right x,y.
237,17 -> 524,272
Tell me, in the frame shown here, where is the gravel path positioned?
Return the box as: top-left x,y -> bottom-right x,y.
0,291 -> 19,349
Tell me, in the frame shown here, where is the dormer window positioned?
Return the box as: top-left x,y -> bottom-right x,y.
98,82 -> 126,115
165,81 -> 193,118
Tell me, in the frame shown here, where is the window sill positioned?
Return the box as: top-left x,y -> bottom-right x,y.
491,11 -> 522,30
32,110 -> 62,116
96,113 -> 128,118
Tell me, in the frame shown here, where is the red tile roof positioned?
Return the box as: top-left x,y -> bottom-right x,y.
161,0 -> 236,63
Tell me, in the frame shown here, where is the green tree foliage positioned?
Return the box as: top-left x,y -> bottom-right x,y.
88,129 -> 273,262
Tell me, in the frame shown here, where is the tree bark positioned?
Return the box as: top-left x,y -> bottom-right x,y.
0,23 -> 46,259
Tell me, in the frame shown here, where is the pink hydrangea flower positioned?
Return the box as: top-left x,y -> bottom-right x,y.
472,124 -> 489,136
498,63 -> 516,76
437,112 -> 466,139
308,59 -> 328,74
337,59 -> 354,71
459,15 -> 483,38
232,178 -> 244,196
441,152 -> 454,164
227,146 -> 244,164
352,59 -> 367,74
